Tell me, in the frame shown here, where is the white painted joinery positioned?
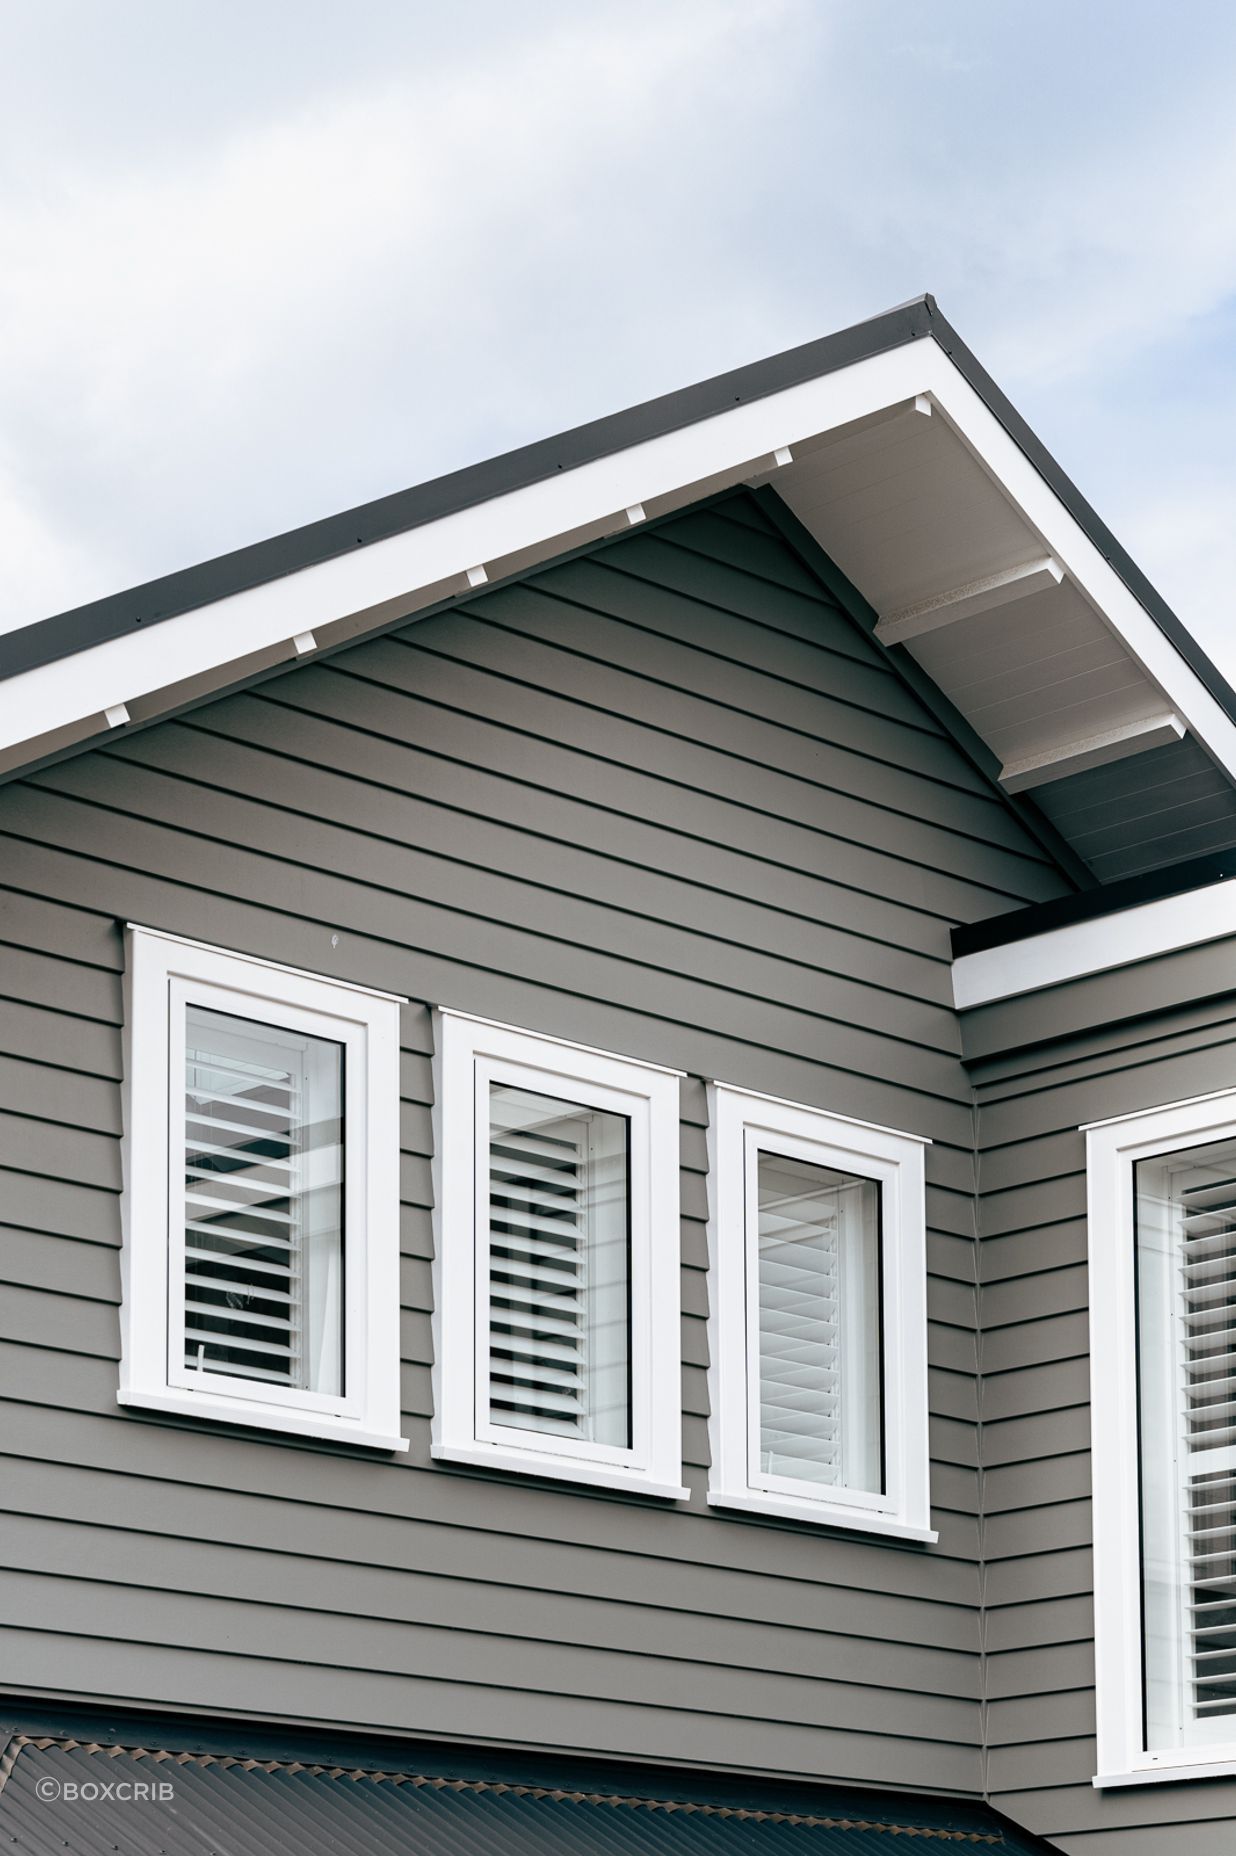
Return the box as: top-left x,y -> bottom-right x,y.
1087,1089 -> 1236,1786
119,925 -> 406,1451
706,1083 -> 935,1542
951,878 -> 1236,1011
431,1009 -> 686,1500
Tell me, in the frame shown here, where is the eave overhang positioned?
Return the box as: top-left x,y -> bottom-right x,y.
3,295 -> 1234,892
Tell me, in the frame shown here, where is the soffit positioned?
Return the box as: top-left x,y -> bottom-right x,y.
778,406 -> 1175,780
774,403 -> 1236,879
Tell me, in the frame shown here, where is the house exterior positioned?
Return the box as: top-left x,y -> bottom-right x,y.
2,296 -> 1236,1852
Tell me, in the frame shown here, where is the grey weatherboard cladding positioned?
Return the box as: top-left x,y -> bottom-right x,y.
0,491 -> 1067,1800
963,948 -> 1236,1852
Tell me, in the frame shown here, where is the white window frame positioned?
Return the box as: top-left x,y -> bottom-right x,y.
1087,1087 -> 1236,1787
707,1083 -> 935,1542
431,1009 -> 686,1499
119,924 -> 407,1451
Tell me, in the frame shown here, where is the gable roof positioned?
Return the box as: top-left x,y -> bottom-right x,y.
3,295 -> 1235,892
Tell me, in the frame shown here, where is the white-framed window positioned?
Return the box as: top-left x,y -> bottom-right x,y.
119,924 -> 406,1451
1088,1089 -> 1236,1786
431,1009 -> 685,1499
706,1083 -> 934,1541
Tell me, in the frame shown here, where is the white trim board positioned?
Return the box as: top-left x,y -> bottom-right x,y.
951,878 -> 1236,1010
4,333 -> 1236,793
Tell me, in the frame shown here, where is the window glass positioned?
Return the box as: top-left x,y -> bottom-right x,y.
1136,1137 -> 1236,1750
756,1151 -> 882,1494
183,1004 -> 344,1396
487,1082 -> 630,1449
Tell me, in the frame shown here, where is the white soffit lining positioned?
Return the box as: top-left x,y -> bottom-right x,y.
3,337 -> 1236,791
776,402 -> 1193,794
951,879 -> 1236,1010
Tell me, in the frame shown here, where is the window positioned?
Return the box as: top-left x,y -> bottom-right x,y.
1088,1090 -> 1236,1784
707,1083 -> 934,1540
119,925 -> 406,1450
432,1010 -> 684,1497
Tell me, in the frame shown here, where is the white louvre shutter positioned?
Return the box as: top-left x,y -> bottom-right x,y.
755,1156 -> 881,1495
485,1083 -> 630,1450
181,1006 -> 344,1399
183,1038 -> 304,1386
1177,1176 -> 1236,1728
488,1115 -> 588,1436
758,1200 -> 842,1482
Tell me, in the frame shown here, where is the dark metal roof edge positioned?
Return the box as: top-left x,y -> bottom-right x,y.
0,1700 -> 1034,1840
917,301 -> 1236,726
951,846 -> 1236,960
0,299 -> 936,682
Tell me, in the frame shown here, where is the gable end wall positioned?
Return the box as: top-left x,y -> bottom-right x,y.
0,492 -> 1066,1798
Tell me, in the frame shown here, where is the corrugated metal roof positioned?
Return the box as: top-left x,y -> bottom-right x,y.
0,1737 -> 1060,1856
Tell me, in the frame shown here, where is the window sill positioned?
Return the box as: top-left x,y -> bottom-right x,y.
1094,1761 -> 1236,1789
118,1388 -> 409,1453
707,1487 -> 937,1543
432,1441 -> 688,1501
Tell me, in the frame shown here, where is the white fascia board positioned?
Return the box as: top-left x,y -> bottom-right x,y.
5,335 -> 1235,789
0,345 -> 933,756
952,878 -> 1236,1010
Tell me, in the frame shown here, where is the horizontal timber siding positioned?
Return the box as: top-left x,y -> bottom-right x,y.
971,948 -> 1236,1852
0,492 -> 1063,1796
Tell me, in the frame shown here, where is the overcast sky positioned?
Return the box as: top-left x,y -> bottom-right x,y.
2,0 -> 1235,673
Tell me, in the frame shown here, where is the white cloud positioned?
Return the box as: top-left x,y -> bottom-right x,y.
1122,478 -> 1236,680
0,446 -> 119,636
2,0 -> 1235,674
0,0 -> 812,625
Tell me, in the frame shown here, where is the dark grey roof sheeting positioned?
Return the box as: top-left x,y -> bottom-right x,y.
0,1739 -> 1061,1855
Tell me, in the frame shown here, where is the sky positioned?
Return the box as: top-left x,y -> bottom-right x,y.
2,0 -> 1235,673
